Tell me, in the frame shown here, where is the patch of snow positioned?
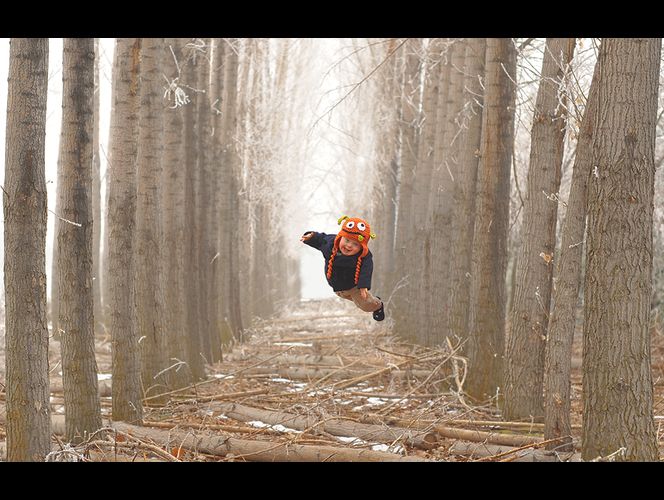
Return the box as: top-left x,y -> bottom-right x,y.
97,373 -> 112,381
270,377 -> 294,384
213,373 -> 234,379
371,444 -> 404,454
246,420 -> 302,434
273,342 -> 312,347
366,397 -> 389,406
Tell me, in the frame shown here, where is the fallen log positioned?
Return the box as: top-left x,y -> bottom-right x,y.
244,366 -> 433,382
357,413 -> 548,448
448,441 -> 580,462
211,401 -> 438,450
434,425 -> 543,448
111,421 -> 429,462
225,353 -> 347,367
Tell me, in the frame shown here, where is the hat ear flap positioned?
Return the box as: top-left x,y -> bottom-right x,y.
337,215 -> 349,225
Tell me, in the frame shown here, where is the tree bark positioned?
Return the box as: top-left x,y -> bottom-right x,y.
106,38 -> 143,423
582,37 -> 661,462
219,39 -> 244,341
135,37 -> 167,401
161,39 -> 191,389
205,402 -> 438,449
181,42 -> 206,379
544,52 -> 601,450
57,38 -> 103,443
392,40 -> 422,342
195,39 -> 213,361
207,38 -> 225,362
504,38 -> 576,421
92,38 -> 103,335
111,421 -> 428,462
428,39 -> 465,346
446,37 -> 486,346
3,37 -> 51,462
465,38 -> 517,402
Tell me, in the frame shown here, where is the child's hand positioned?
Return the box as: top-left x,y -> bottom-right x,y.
359,288 -> 368,300
300,232 -> 314,243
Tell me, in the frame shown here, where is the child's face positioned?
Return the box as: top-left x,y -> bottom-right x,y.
339,236 -> 362,256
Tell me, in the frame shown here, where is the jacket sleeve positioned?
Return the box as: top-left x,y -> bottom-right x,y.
356,252 -> 374,290
302,231 -> 328,251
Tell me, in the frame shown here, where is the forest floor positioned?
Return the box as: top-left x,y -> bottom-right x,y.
2,298 -> 664,461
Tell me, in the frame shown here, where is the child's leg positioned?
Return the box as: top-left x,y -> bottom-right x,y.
347,287 -> 382,312
335,290 -> 355,302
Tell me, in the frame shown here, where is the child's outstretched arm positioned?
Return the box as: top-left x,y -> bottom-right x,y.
300,231 -> 332,251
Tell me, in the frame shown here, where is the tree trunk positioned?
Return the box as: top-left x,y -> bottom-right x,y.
106,38 -> 143,423
465,38 -> 517,402
57,38 -> 102,443
92,38 -> 103,335
392,40 -> 422,342
220,39 -> 244,340
161,39 -> 191,389
582,37 -> 661,462
504,38 -> 576,421
181,43 -> 206,379
428,39 -> 465,346
412,38 -> 447,346
446,37 -> 486,346
136,38 -> 167,401
3,38 -> 51,461
544,52 -> 601,450
207,38 -> 225,363
195,40 -> 214,360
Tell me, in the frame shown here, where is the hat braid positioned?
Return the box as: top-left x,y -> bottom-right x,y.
354,255 -> 363,285
327,246 -> 338,280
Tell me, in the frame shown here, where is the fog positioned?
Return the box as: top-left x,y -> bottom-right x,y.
0,38 -> 357,305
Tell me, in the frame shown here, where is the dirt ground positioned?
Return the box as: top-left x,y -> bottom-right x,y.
1,298 -> 664,461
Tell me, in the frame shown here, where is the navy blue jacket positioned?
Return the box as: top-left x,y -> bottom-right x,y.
303,231 -> 373,292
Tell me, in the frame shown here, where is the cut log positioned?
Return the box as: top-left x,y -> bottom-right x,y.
434,425 -> 543,447
111,421 -> 429,462
224,353 -> 347,367
211,402 -> 438,450
448,441 -> 580,462
244,366 -> 433,381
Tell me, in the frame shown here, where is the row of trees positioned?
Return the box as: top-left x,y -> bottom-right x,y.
3,38 -> 306,461
343,38 -> 662,461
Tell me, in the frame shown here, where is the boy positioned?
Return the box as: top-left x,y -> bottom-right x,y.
301,215 -> 385,321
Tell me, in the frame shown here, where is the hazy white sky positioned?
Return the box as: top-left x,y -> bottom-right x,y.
0,38 -> 344,302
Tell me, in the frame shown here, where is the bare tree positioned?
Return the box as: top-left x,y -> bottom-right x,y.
92,38 -> 103,334
446,38 -> 486,346
219,38 -> 244,340
161,39 -> 191,388
582,37 -> 661,461
135,38 -> 167,400
504,38 -> 575,420
181,41 -> 206,379
4,37 -> 51,461
465,38 -> 517,402
106,38 -> 143,423
57,38 -> 102,442
391,40 -> 422,342
544,54 -> 600,450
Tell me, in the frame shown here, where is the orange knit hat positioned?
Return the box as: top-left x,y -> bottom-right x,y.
327,215 -> 377,285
